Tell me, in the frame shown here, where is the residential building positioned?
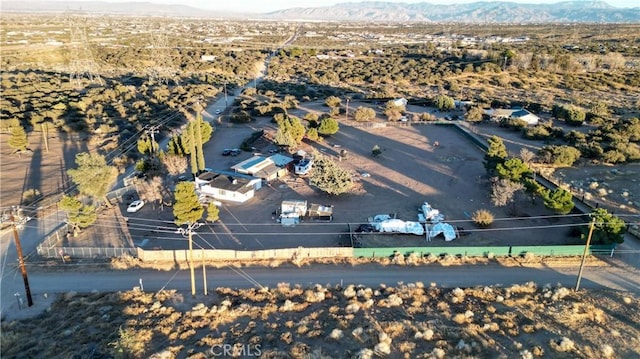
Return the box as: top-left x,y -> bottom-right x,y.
195,171 -> 261,204
484,108 -> 540,125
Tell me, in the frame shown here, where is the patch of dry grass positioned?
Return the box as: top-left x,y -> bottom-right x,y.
108,251 -> 609,273
2,283 -> 638,358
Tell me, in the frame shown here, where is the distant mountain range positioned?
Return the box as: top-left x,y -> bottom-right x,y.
3,1 -> 639,23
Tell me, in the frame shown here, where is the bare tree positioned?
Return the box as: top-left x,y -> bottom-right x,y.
163,154 -> 188,177
519,148 -> 536,167
137,176 -> 165,210
491,177 -> 524,208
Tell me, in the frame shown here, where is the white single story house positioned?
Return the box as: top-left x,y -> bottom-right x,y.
484,108 -> 540,125
195,171 -> 261,204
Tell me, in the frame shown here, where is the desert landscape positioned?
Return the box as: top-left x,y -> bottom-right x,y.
2,3 -> 640,359
1,278 -> 638,358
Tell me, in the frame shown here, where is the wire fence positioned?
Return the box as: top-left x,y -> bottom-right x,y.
36,185 -> 138,259
37,223 -> 70,251
38,246 -> 137,259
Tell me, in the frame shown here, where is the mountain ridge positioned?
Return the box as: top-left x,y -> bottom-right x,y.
2,1 -> 639,23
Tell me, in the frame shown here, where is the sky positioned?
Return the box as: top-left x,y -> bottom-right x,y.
41,0 -> 640,13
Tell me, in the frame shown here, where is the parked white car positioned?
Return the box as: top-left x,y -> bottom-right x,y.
127,200 -> 145,213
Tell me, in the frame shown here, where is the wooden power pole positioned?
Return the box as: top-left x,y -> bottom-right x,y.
10,210 -> 33,307
575,218 -> 596,291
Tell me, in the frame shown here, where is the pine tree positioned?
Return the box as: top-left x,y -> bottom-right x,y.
584,208 -> 626,244
188,125 -> 197,176
180,118 -> 213,155
206,202 -> 220,223
8,124 -> 28,154
137,135 -> 153,155
173,182 -> 203,226
309,154 -> 354,195
67,152 -> 118,206
484,136 -> 508,175
273,128 -> 296,148
543,187 -> 574,215
59,195 -> 97,235
496,158 -> 532,182
318,117 -> 340,136
195,114 -> 205,172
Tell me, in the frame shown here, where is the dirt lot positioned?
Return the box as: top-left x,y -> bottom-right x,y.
1,282 -> 638,358
125,110 -> 586,252
5,100 -> 634,252
0,131 -> 86,209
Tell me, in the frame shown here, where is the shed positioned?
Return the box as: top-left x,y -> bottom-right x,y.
307,203 -> 333,221
281,200 -> 307,217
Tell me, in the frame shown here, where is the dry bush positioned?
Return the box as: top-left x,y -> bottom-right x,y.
21,188 -> 41,204
549,337 -> 575,352
507,282 -> 537,294
391,252 -> 405,265
472,209 -> 494,227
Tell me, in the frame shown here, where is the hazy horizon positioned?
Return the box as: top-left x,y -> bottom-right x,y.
20,0 -> 640,13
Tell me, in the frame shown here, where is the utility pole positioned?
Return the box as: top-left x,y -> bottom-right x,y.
345,98 -> 350,121
145,125 -> 160,157
188,228 -> 195,296
202,249 -> 208,296
575,217 -> 596,291
42,122 -> 49,153
9,209 -> 33,307
178,222 -> 201,297
223,81 -> 228,107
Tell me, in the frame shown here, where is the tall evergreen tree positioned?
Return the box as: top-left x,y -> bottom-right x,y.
167,135 -> 186,156
173,182 -> 203,226
67,152 -> 118,206
543,187 -> 574,215
309,154 -> 354,195
180,118 -> 213,155
206,202 -> 220,223
187,125 -> 197,176
433,94 -> 455,111
195,114 -> 205,172
583,208 -> 626,244
59,195 -> 97,235
137,135 -> 154,156
496,158 -> 532,182
274,114 -> 305,146
484,136 -> 508,175
8,124 -> 28,154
